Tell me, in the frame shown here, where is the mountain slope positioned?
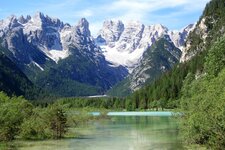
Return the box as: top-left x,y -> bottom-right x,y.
35,46 -> 127,97
181,0 -> 225,61
0,14 -> 55,75
0,13 -> 128,97
96,20 -> 194,71
179,35 -> 225,149
108,36 -> 182,96
97,21 -> 193,96
0,45 -> 41,99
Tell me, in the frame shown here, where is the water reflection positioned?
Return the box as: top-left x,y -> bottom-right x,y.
7,115 -> 184,150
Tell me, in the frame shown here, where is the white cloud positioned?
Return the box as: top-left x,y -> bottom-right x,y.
0,0 -> 210,35
110,0 -> 187,11
104,0 -> 209,20
60,0 -> 210,34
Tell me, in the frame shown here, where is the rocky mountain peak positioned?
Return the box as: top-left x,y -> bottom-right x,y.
0,15 -> 21,31
183,24 -> 195,32
96,19 -> 194,71
103,20 -> 124,29
8,15 -> 18,23
97,20 -> 124,43
76,18 -> 90,37
18,15 -> 31,24
33,12 -> 45,19
31,12 -> 44,27
168,24 -> 195,53
151,24 -> 168,32
123,21 -> 144,36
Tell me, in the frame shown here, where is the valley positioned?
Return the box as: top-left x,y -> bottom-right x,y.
0,12 -> 194,98
0,0 -> 225,149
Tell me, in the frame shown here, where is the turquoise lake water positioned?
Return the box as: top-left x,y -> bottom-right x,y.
8,112 -> 184,150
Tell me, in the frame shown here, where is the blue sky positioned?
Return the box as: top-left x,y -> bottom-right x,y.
0,0 -> 210,35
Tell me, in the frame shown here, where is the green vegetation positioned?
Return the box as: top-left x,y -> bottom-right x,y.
0,92 -> 106,142
34,46 -> 126,97
57,97 -> 126,110
19,104 -> 68,140
122,49 -> 206,110
179,36 -> 225,149
0,92 -> 33,141
0,93 -> 67,141
205,37 -> 225,77
180,69 -> 225,149
35,67 -> 101,97
57,96 -> 170,111
0,52 -> 43,100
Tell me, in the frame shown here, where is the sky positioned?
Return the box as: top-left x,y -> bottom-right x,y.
0,0 -> 210,36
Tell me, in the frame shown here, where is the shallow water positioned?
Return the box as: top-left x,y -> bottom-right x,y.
9,112 -> 184,150
107,111 -> 173,116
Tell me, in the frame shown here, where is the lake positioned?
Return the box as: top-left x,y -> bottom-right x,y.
7,112 -> 184,150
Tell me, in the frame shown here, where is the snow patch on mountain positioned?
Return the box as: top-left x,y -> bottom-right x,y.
48,50 -> 70,62
31,61 -> 44,71
101,44 -> 145,70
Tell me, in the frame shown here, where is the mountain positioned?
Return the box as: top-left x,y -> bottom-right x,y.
181,0 -> 225,62
108,36 -> 182,96
0,13 -> 55,74
0,44 -> 41,100
168,24 -> 196,54
0,12 -> 128,96
129,35 -> 182,91
96,20 -> 194,72
98,20 -> 194,96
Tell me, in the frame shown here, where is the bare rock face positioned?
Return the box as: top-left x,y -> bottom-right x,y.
96,20 -> 193,71
96,20 -> 124,44
180,18 -> 208,62
168,24 -> 195,51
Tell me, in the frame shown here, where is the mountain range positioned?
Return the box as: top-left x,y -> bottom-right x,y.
0,12 -> 195,97
96,20 -> 194,95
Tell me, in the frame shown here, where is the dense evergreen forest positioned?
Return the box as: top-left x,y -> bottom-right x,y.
0,53 -> 42,100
